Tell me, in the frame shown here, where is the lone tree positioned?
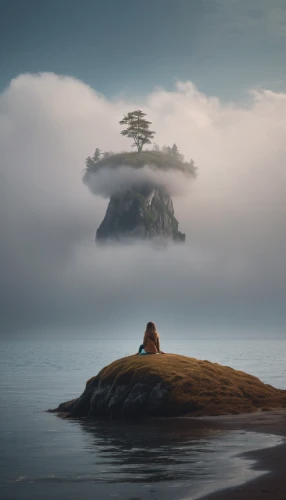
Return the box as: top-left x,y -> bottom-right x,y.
119,110 -> 155,152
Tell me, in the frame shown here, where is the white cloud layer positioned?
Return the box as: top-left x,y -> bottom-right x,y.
1,73 -> 286,336
86,165 -> 194,198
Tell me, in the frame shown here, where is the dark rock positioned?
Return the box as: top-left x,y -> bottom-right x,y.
96,186 -> 185,242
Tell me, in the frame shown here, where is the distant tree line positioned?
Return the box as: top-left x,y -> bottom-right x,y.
154,143 -> 196,174
85,148 -> 114,170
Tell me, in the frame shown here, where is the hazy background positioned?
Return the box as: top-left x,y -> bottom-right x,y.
0,73 -> 285,338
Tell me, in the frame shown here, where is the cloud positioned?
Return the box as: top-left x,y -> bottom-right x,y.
0,73 -> 286,337
85,165 -> 194,198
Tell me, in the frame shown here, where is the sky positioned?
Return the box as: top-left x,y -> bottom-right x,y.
1,1 -> 286,339
1,0 -> 286,100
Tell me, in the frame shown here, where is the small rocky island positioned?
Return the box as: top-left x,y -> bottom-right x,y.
49,354 -> 286,420
83,110 -> 197,242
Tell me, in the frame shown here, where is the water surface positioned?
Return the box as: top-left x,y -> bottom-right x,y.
0,338 -> 285,500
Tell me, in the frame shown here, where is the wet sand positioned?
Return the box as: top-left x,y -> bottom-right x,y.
195,409 -> 286,500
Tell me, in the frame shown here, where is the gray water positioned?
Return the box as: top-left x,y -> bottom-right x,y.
0,338 -> 285,500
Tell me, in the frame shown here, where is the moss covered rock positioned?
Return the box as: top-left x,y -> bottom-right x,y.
49,354 -> 286,420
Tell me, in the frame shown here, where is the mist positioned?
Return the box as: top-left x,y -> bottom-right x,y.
85,165 -> 194,198
1,73 -> 285,338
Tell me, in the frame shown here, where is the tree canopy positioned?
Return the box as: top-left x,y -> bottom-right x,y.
162,143 -> 184,162
92,148 -> 101,162
119,110 -> 155,152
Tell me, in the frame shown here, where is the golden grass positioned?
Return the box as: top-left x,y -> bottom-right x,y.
88,354 -> 286,417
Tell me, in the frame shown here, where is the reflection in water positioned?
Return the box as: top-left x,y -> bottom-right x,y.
8,417 -> 282,500
77,418 -> 228,483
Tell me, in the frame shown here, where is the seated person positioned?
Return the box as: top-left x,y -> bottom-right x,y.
137,321 -> 164,355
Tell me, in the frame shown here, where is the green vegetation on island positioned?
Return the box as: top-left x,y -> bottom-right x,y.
84,110 -> 197,180
84,149 -> 197,182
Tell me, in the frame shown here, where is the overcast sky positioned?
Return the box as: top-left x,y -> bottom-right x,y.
1,73 -> 286,338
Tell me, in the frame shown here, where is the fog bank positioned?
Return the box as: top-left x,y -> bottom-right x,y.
0,74 -> 285,337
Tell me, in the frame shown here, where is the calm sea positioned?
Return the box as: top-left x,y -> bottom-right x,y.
0,337 -> 285,500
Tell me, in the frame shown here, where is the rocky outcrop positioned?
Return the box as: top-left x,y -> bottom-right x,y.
96,186 -> 185,242
49,354 -> 286,421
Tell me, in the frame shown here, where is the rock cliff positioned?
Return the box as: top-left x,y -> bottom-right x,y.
96,186 -> 185,242
49,354 -> 286,421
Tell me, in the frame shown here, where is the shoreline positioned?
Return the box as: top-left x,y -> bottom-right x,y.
51,407 -> 286,499
193,409 -> 286,500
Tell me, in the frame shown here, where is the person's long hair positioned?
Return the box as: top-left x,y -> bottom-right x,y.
144,321 -> 158,342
